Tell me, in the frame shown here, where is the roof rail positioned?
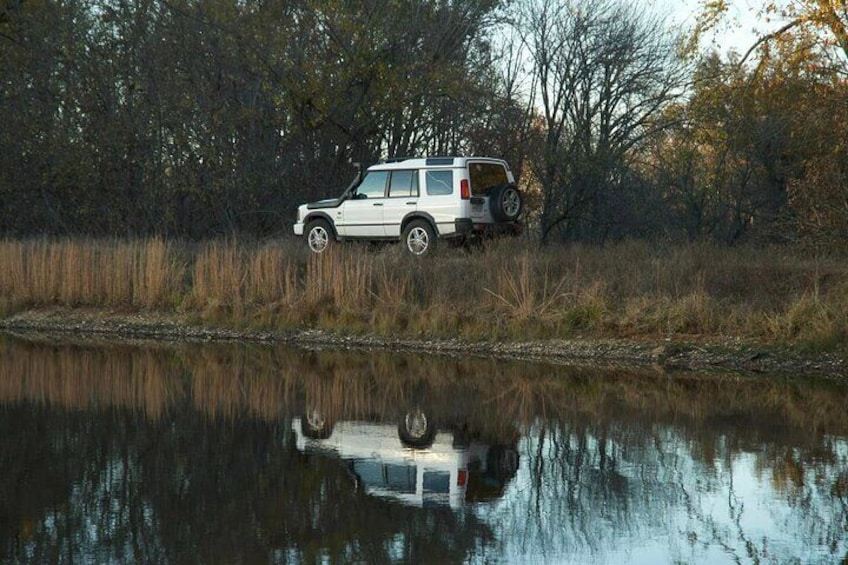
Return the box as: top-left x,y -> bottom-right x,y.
381,156 -> 457,165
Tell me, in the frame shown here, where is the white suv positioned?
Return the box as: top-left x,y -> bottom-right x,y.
293,157 -> 523,255
292,415 -> 519,509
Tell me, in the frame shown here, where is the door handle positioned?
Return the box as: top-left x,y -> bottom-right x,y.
373,202 -> 383,207
406,202 -> 416,205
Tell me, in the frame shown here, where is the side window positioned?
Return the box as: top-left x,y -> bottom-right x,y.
425,170 -> 453,196
356,171 -> 388,198
389,170 -> 418,198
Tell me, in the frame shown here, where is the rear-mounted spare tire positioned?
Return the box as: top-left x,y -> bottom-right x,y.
301,409 -> 333,439
489,183 -> 522,222
398,408 -> 436,448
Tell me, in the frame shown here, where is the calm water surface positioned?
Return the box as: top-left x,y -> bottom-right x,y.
0,336 -> 846,564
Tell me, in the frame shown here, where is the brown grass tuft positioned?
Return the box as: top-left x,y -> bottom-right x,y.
1,237 -> 846,350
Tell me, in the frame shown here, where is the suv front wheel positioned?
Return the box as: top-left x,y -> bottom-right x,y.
402,220 -> 436,256
306,219 -> 334,254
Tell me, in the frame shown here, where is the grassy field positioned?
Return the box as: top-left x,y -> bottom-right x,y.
1,237 -> 846,351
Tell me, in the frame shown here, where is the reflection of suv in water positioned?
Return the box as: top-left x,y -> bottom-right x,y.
292,410 -> 519,509
293,157 -> 523,255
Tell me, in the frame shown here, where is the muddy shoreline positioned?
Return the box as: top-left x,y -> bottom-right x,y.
1,308 -> 845,378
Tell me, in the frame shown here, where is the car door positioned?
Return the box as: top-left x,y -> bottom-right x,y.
382,170 -> 419,237
422,169 -> 459,234
337,171 -> 388,237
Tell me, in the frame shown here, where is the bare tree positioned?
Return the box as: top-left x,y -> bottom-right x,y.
516,0 -> 688,243
0,0 -> 508,237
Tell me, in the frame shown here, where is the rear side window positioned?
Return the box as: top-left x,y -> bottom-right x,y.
425,170 -> 453,196
423,471 -> 450,493
469,162 -> 508,195
389,170 -> 418,198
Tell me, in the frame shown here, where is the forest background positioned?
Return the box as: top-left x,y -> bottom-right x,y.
2,0 -> 846,250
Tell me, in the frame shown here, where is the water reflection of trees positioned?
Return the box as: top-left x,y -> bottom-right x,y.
0,404 -> 495,562
3,338 -> 847,439
496,423 -> 847,561
1,336 -> 847,562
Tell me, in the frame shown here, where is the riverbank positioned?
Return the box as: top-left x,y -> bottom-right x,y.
1,238 -> 846,376
2,307 -> 845,378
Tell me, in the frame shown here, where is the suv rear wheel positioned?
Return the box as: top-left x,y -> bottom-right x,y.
402,220 -> 436,256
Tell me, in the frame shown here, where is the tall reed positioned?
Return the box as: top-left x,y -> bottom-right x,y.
0,238 -> 185,311
1,237 -> 846,350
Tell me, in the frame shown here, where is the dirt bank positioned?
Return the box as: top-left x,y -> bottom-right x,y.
1,308 -> 845,378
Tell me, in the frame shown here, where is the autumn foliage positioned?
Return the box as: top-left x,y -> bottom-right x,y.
0,0 -> 846,250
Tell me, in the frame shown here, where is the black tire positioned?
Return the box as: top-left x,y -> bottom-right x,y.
306,219 -> 334,254
489,183 -> 522,222
487,446 -> 520,480
398,408 -> 436,448
301,409 -> 333,440
402,219 -> 437,256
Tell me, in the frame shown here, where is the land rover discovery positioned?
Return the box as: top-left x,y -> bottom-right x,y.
293,157 -> 523,255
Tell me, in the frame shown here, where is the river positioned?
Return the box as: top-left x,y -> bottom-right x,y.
0,335 -> 846,563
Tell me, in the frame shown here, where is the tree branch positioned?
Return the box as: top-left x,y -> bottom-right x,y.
738,18 -> 803,67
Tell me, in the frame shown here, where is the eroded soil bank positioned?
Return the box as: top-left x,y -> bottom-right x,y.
1,308 -> 845,378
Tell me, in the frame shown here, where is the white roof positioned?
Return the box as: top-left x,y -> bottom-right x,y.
367,156 -> 507,171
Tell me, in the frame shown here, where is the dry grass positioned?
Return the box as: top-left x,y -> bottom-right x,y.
0,238 -> 184,311
1,236 -> 847,351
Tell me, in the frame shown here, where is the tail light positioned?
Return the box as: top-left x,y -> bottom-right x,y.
460,179 -> 470,200
457,469 -> 468,488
